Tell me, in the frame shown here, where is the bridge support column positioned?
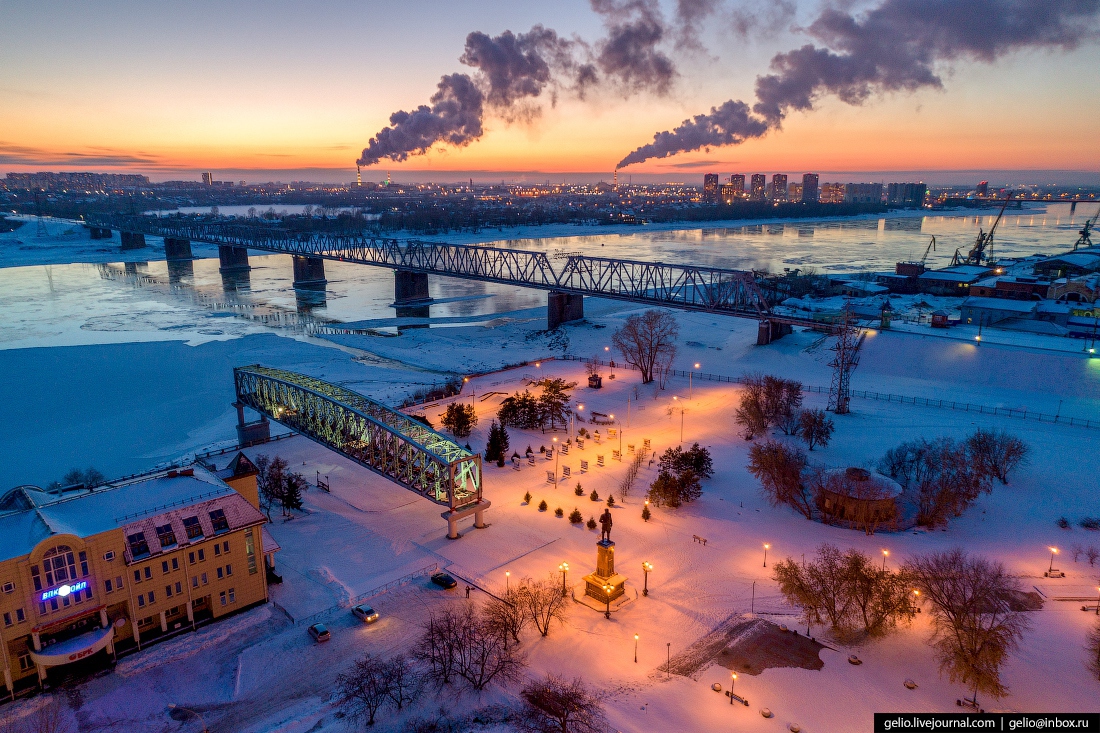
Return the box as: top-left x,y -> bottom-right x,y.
219,245 -> 250,273
292,256 -> 327,288
441,500 -> 492,540
164,237 -> 193,261
235,401 -> 270,446
120,231 -> 146,250
756,320 -> 792,345
547,291 -> 584,329
88,227 -> 112,240
394,270 -> 431,304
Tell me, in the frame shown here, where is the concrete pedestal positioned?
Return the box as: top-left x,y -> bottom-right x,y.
219,245 -> 250,273
441,500 -> 491,539
292,256 -> 327,288
395,270 -> 431,304
88,227 -> 112,240
548,291 -> 584,329
120,231 -> 146,250
164,237 -> 193,261
583,539 -> 627,604
756,319 -> 792,345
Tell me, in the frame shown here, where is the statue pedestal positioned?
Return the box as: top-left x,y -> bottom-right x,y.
583,539 -> 627,604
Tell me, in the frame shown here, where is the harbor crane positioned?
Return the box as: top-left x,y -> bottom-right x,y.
1073,205 -> 1099,250
951,193 -> 1012,267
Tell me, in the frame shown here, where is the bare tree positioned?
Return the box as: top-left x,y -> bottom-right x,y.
879,438 -> 991,528
611,310 -> 678,384
517,674 -> 608,733
618,450 -> 646,502
747,439 -> 812,518
1088,619 -> 1100,681
734,378 -> 768,439
335,653 -> 393,727
453,605 -> 527,691
799,409 -> 835,450
484,588 -> 530,646
382,653 -> 423,711
966,429 -> 1028,484
905,550 -> 1031,707
17,699 -> 73,733
414,608 -> 464,686
522,575 -> 570,637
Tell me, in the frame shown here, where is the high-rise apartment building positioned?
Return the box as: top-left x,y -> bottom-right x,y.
976,180 -> 989,197
750,174 -> 767,201
820,183 -> 845,203
887,182 -> 926,208
730,174 -> 745,196
801,173 -> 819,203
844,183 -> 884,204
770,174 -> 788,202
703,173 -> 720,202
202,172 -> 213,186
788,183 -> 803,201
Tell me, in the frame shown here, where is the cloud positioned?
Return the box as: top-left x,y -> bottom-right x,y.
591,0 -> 677,95
0,142 -> 163,167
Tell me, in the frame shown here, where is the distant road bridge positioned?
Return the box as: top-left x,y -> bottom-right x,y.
88,214 -> 815,341
233,365 -> 487,538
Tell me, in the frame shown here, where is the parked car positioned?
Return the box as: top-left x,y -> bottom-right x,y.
352,604 -> 379,623
307,623 -> 331,642
431,571 -> 458,589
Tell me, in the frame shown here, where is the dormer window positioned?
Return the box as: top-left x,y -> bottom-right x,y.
182,516 -> 203,540
209,509 -> 229,534
156,524 -> 177,548
128,532 -> 150,559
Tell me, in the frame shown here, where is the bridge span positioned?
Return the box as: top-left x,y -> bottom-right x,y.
233,365 -> 487,538
89,214 -> 817,341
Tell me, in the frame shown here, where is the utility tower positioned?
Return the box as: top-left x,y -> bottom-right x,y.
827,304 -> 858,414
34,191 -> 48,237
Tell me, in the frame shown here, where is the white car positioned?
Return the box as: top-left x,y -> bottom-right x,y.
351,604 -> 379,623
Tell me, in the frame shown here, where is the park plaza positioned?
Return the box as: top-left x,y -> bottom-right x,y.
0,453 -> 278,697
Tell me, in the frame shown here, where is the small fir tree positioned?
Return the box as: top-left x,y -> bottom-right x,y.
569,508 -> 583,523
590,489 -> 600,502
538,499 -> 548,511
586,517 -> 597,530
574,483 -> 584,496
642,504 -> 651,522
523,491 -> 532,504
555,507 -> 564,517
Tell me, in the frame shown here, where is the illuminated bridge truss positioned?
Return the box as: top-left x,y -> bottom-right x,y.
233,365 -> 481,511
91,215 -> 770,318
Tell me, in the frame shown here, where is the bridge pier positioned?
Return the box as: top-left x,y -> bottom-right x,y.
442,500 -> 492,540
547,291 -> 584,329
394,270 -> 431,304
88,227 -> 112,240
120,231 -> 146,250
218,245 -> 250,273
164,237 -> 193,261
292,256 -> 327,289
756,319 -> 793,345
235,401 -> 270,447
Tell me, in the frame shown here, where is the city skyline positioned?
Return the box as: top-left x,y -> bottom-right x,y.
2,1 -> 1099,182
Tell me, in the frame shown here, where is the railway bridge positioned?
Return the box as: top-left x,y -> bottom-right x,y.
88,214 -> 813,342
233,365 -> 487,538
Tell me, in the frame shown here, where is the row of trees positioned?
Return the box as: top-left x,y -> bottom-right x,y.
878,430 -> 1028,527
734,374 -> 835,450
254,455 -> 304,519
775,545 -> 1033,706
497,378 -> 576,432
484,420 -> 512,465
647,443 -> 714,508
441,403 -> 477,439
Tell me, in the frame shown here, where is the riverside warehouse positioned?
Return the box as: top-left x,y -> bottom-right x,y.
0,455 -> 278,696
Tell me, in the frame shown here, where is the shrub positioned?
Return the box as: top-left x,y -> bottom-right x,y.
641,505 -> 651,522
569,508 -> 583,523
590,490 -> 600,501
538,500 -> 548,512
441,403 -> 477,438
523,491 -> 532,504
554,507 -> 564,518
574,483 -> 584,496
606,495 -> 615,507
587,517 -> 597,530
799,409 -> 835,450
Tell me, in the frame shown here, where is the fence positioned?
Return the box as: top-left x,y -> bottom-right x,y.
560,355 -> 1099,431
287,563 -> 439,627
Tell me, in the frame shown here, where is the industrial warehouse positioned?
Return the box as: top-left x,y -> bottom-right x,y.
0,457 -> 275,696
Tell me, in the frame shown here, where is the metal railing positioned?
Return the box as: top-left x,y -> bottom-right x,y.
289,563 -> 439,627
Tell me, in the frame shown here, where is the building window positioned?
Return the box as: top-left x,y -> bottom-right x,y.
16,608 -> 25,622
144,567 -> 152,580
78,550 -> 89,577
228,588 -> 235,604
198,549 -> 205,562
183,516 -> 203,540
171,558 -> 179,571
43,545 -> 77,586
147,591 -> 155,604
214,544 -> 221,557
138,595 -> 146,608
225,564 -> 233,577
104,550 -> 115,561
162,561 -> 169,574
105,579 -> 113,593
31,565 -> 41,592
209,509 -> 230,534
201,572 -> 208,585
219,591 -> 227,606
222,541 -> 230,554
134,569 -> 141,583
2,580 -> 14,593
216,567 -> 223,580
245,529 -> 257,575
188,551 -> 195,564
165,585 -> 173,598
17,653 -> 32,672
156,523 -> 177,548
174,581 -> 182,595
192,576 -> 198,588
3,612 -> 10,626
115,575 -> 123,591
128,532 -> 151,560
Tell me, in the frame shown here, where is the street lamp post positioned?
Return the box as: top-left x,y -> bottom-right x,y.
882,549 -> 889,572
729,672 -> 737,704
605,346 -> 613,377
634,633 -> 639,663
666,643 -> 671,680
1095,586 -> 1100,615
168,705 -> 209,733
506,571 -> 510,593
690,363 -> 700,399
559,562 -> 569,597
553,437 -> 559,482
642,561 -> 653,596
1048,546 -> 1059,574
603,584 -> 613,619
763,543 -> 770,568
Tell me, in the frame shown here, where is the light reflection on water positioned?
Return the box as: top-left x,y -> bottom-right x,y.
0,203 -> 1092,349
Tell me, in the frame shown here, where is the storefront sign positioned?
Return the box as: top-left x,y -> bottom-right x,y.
40,580 -> 87,602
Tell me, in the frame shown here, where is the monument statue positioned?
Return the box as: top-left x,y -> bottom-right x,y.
599,508 -> 613,541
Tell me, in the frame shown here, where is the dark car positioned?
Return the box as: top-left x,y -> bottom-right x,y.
431,571 -> 458,589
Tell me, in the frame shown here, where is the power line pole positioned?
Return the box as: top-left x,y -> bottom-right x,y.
828,303 -> 858,415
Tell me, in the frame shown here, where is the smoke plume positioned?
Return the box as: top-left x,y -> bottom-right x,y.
618,0 -> 1100,168
591,0 -> 677,95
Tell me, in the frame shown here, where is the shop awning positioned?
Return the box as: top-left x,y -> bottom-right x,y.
29,625 -> 113,667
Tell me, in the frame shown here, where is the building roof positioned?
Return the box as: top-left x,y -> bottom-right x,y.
960,297 -> 1038,314
919,269 -> 986,284
0,466 -> 260,564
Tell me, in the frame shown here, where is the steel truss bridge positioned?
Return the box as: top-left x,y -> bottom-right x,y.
90,214 -> 776,320
234,366 -> 487,535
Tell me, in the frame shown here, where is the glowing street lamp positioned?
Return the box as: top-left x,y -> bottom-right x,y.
690,362 -> 700,399
602,584 -> 614,619
882,549 -> 889,572
506,570 -> 511,592
729,672 -> 737,704
553,436 -> 559,481
604,346 -> 613,376
763,543 -> 770,568
1048,546 -> 1059,574
642,561 -> 653,596
1095,586 -> 1100,616
559,562 -> 569,597
634,633 -> 639,663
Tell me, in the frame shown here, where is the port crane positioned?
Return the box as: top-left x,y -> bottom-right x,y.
1073,205 -> 1100,250
951,194 -> 1012,266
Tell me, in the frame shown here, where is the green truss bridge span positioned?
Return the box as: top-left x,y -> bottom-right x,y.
233,365 -> 488,538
